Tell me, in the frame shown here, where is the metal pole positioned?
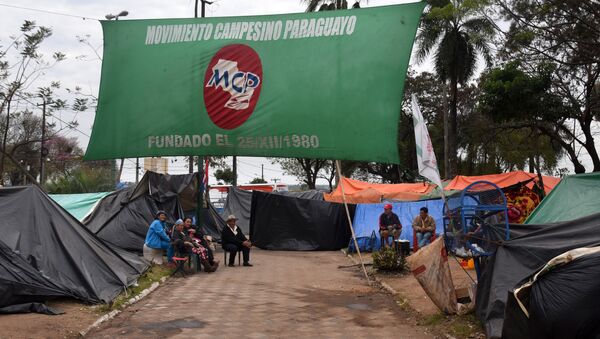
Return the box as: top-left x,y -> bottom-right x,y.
261,164 -> 264,181
188,156 -> 194,174
135,158 -> 140,183
232,156 -> 237,186
196,157 -> 204,230
40,100 -> 46,185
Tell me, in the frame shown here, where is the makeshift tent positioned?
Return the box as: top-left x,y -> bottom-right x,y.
352,200 -> 445,249
526,172 -> 600,224
324,177 -> 437,203
83,171 -> 199,252
445,171 -> 559,194
0,186 -> 145,310
50,192 -> 112,221
194,202 -> 227,241
0,239 -> 72,314
504,247 -> 600,339
250,191 -> 353,251
222,186 -> 324,235
476,213 -> 600,338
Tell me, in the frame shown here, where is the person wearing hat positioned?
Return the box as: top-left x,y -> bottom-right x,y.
379,204 -> 402,248
221,214 -> 253,267
143,210 -> 171,264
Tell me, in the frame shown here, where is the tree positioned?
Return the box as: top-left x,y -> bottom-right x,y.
303,0 -> 361,12
250,177 -> 267,184
45,161 -> 115,194
271,158 -> 329,189
415,0 -> 495,178
497,0 -> 600,172
479,62 -> 578,172
0,21 -> 85,186
214,167 -> 235,185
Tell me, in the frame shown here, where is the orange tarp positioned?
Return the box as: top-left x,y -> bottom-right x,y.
323,177 -> 435,203
444,171 -> 560,194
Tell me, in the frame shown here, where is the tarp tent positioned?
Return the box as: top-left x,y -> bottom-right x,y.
445,171 -> 560,194
197,202 -> 227,241
476,213 -> 600,338
352,200 -> 445,249
222,186 -> 324,235
525,172 -> 600,224
0,239 -> 73,314
221,187 -> 252,234
0,186 -> 145,311
50,192 -> 112,221
83,171 -> 199,252
503,247 -> 600,339
324,177 -> 438,203
250,191 -> 353,251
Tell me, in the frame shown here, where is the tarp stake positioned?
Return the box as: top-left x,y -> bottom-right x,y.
336,160 -> 370,284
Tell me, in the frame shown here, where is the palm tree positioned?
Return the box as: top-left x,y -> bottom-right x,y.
415,0 -> 494,178
303,0 -> 360,12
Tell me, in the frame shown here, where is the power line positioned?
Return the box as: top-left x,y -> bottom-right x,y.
0,3 -> 99,21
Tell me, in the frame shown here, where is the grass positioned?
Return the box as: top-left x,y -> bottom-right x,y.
416,312 -> 483,339
97,264 -> 173,313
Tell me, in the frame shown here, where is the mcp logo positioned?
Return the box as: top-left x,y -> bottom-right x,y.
203,44 -> 263,130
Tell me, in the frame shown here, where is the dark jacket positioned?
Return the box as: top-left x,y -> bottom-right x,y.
379,212 -> 402,231
221,225 -> 247,247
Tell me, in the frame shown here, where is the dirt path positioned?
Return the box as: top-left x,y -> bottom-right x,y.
88,249 -> 435,338
0,300 -> 98,339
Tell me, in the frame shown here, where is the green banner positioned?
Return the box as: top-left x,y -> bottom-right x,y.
85,3 -> 425,163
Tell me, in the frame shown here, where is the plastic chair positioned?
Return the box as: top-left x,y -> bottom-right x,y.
413,230 -> 437,252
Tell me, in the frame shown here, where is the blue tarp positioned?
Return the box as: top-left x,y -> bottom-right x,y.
352,199 -> 445,250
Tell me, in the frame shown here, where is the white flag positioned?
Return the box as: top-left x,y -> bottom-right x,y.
411,94 -> 443,190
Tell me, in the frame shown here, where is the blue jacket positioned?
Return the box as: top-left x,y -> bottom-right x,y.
145,219 -> 171,249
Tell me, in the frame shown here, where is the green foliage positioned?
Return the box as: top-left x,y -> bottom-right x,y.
250,177 -> 267,184
372,247 -> 406,272
45,162 -> 114,193
214,167 -> 235,185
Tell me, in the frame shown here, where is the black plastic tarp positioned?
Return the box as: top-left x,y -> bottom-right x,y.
249,191 -> 353,251
503,248 -> 600,339
200,204 -> 226,241
476,213 -> 600,338
0,186 -> 145,308
222,187 -> 324,235
84,171 -> 198,252
0,239 -> 71,313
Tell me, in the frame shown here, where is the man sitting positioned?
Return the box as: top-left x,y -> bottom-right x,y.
143,211 -> 171,264
379,204 -> 402,248
221,215 -> 253,267
413,207 -> 436,248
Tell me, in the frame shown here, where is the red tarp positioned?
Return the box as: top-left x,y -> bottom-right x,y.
444,171 -> 560,194
324,177 -> 435,203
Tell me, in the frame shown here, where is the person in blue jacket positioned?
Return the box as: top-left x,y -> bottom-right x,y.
144,211 -> 171,264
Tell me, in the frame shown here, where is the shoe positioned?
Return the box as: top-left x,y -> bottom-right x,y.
228,263 -> 235,267
243,262 -> 253,267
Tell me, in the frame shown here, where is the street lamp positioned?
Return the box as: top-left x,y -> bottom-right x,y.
105,10 -> 129,20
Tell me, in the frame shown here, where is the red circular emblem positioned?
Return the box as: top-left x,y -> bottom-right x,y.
203,44 -> 263,130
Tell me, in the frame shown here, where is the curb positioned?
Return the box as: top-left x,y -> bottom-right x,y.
78,276 -> 168,337
341,249 -> 400,296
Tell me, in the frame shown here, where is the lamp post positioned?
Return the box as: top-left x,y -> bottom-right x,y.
105,10 -> 129,20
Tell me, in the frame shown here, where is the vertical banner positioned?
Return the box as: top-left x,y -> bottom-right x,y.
85,3 -> 425,163
412,94 -> 443,189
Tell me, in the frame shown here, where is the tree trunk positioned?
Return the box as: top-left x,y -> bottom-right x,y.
0,98 -> 12,181
581,122 -> 600,172
447,77 -> 458,178
443,84 -> 450,179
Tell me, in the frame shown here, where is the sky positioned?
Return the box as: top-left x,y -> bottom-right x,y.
0,0 -> 595,186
